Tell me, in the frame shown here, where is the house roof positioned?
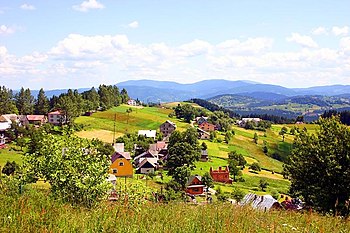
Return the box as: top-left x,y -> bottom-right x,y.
138,130 -> 157,138
48,110 -> 63,115
186,175 -> 202,187
137,158 -> 157,169
134,150 -> 157,162
240,193 -> 281,210
0,115 -> 8,123
164,120 -> 176,128
111,152 -> 131,162
27,115 -> 45,121
2,114 -> 17,122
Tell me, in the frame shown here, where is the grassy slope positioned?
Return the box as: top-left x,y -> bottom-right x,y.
1,189 -> 349,233
0,146 -> 23,168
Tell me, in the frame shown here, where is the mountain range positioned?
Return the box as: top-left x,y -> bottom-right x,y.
117,79 -> 350,102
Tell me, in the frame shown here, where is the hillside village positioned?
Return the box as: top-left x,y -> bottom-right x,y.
0,91 -> 304,210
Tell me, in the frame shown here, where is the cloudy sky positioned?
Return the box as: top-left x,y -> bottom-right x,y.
1,0 -> 349,90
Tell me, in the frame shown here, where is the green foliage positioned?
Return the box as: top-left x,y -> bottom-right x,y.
279,126 -> 288,142
253,132 -> 258,144
249,162 -> 261,172
16,87 -> 34,115
23,132 -> 112,207
259,179 -> 269,191
284,116 -> 350,215
173,104 -> 206,123
228,160 -> 241,181
167,128 -> 200,176
0,86 -> 18,114
2,161 -> 19,176
171,166 -> 191,189
228,151 -> 247,167
263,140 -> 268,154
202,172 -> 214,188
231,188 -> 245,202
201,142 -> 208,150
35,88 -> 50,115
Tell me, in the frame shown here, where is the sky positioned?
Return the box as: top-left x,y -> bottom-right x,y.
0,0 -> 350,90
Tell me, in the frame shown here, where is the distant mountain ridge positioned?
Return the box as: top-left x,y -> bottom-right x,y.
21,79 -> 350,104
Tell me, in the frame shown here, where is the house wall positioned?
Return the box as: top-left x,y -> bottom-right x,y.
48,114 -> 66,125
110,158 -> 133,177
186,187 -> 204,195
199,122 -> 215,132
160,122 -> 176,137
210,167 -> 232,184
140,167 -> 155,174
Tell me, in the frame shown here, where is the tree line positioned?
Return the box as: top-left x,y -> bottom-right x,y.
0,85 -> 129,121
322,110 -> 350,126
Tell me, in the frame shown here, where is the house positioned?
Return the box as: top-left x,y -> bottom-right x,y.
48,110 -> 66,125
0,115 -> 12,131
138,130 -> 157,140
237,118 -> 261,128
110,153 -> 133,177
18,115 -> 29,126
197,128 -> 210,140
134,150 -> 158,166
136,158 -> 157,174
186,175 -> 205,195
26,115 -> 47,126
127,99 -> 137,106
240,193 -> 282,211
200,149 -> 209,162
210,166 -> 233,184
196,116 -> 208,125
160,120 -> 177,137
199,122 -> 216,132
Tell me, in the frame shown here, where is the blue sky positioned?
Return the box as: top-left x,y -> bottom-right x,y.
0,0 -> 349,89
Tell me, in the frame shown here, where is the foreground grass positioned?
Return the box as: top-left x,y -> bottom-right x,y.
1,189 -> 349,233
0,146 -> 23,168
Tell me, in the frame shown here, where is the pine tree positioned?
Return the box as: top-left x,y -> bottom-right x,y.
35,88 -> 49,114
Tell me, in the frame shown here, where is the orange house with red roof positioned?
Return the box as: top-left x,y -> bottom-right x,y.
210,166 -> 233,184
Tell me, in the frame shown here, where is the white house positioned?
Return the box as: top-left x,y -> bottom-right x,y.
138,130 -> 157,140
0,115 -> 14,131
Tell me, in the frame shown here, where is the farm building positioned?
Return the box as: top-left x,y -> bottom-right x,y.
240,193 -> 282,211
160,120 -> 176,137
210,166 -> 232,184
186,175 -> 205,195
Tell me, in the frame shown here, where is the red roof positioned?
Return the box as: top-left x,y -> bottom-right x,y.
27,115 -> 45,121
48,110 -> 63,115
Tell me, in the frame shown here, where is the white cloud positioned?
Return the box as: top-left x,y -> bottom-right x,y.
72,0 -> 104,12
286,33 -> 318,48
312,27 -> 328,35
332,26 -> 349,36
20,4 -> 36,10
2,33 -> 350,89
0,25 -> 15,35
127,21 -> 139,29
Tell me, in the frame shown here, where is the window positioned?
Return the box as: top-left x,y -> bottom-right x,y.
119,162 -> 124,166
112,168 -> 118,174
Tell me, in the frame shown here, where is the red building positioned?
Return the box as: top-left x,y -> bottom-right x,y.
185,175 -> 205,195
210,166 -> 233,184
199,122 -> 216,132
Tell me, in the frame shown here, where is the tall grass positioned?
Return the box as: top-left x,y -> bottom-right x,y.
1,188 -> 349,232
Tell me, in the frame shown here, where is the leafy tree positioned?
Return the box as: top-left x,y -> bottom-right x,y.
0,86 -> 18,114
253,132 -> 258,144
120,88 -> 129,104
231,188 -> 245,202
259,179 -> 269,191
81,87 -> 100,111
202,172 -> 214,189
279,126 -> 288,142
167,128 -> 200,176
16,87 -> 34,115
263,140 -> 268,154
225,131 -> 233,144
249,162 -> 261,172
228,160 -> 241,181
284,116 -> 350,215
171,166 -> 191,189
35,88 -> 49,114
290,126 -> 296,135
2,161 -> 19,176
228,151 -> 247,167
201,142 -> 207,150
23,132 -> 112,207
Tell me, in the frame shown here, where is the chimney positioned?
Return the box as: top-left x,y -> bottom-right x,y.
219,167 -> 222,171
